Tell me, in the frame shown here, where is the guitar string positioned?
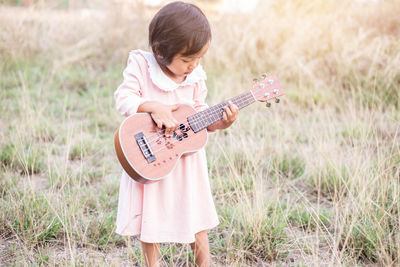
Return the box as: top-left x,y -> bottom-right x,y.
133,94 -> 245,147
141,93 -> 254,146
145,89 -> 278,158
141,102 -> 253,154
132,94 -> 256,160
134,124 -> 203,160
138,98 -> 247,158
137,93 -> 255,146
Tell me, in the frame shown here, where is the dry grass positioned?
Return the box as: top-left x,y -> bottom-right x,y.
1,0 -> 400,266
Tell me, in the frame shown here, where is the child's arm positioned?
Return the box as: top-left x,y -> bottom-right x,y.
207,101 -> 239,132
138,101 -> 180,137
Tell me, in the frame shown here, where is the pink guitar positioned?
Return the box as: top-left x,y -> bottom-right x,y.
114,75 -> 284,184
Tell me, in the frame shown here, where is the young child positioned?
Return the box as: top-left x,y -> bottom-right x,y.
114,2 -> 238,266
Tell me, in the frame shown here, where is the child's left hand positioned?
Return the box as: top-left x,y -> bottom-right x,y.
221,101 -> 239,129
207,101 -> 239,131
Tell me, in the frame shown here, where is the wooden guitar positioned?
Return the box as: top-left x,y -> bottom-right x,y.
114,75 -> 284,184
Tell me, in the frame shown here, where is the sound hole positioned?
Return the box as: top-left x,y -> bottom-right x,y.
174,124 -> 191,141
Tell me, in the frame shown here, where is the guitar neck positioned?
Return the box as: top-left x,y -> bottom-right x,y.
188,91 -> 255,133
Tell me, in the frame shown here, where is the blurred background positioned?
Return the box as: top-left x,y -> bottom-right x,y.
1,0 -> 400,266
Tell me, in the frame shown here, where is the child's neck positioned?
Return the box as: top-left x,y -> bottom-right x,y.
160,65 -> 186,84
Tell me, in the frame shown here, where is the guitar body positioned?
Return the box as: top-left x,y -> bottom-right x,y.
114,104 -> 208,184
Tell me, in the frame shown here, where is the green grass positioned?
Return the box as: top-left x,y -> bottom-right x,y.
288,205 -> 330,232
1,0 -> 400,265
273,153 -> 306,180
0,142 -> 45,175
1,190 -> 60,246
215,203 -> 287,262
340,208 -> 399,263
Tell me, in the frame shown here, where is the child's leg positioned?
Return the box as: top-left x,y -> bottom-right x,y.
190,230 -> 210,267
141,241 -> 160,267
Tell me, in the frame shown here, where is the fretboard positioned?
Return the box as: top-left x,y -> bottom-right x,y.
188,91 -> 255,133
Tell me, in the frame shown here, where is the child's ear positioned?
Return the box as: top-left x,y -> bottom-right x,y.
153,42 -> 163,58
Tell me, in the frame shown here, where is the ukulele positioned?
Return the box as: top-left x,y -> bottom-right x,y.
114,74 -> 284,184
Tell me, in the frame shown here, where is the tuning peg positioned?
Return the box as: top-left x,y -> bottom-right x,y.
253,78 -> 259,83
266,102 -> 271,108
275,98 -> 280,103
261,74 -> 267,79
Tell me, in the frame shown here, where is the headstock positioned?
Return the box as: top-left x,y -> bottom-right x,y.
251,74 -> 284,107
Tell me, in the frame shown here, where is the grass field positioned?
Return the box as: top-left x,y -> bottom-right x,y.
1,0 -> 400,266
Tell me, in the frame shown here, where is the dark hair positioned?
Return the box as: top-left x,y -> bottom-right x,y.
149,1 -> 211,67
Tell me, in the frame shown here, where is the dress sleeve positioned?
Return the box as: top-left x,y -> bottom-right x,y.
193,80 -> 209,112
193,80 -> 216,133
114,55 -> 149,117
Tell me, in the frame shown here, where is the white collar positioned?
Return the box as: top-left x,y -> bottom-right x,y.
134,49 -> 207,92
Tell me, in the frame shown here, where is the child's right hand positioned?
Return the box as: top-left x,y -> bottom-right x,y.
138,101 -> 180,137
151,103 -> 180,136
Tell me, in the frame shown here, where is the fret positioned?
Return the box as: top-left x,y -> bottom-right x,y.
188,91 -> 255,133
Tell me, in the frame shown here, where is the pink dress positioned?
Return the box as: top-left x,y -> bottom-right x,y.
114,50 -> 219,243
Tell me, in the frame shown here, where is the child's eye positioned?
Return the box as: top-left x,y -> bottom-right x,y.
182,59 -> 191,63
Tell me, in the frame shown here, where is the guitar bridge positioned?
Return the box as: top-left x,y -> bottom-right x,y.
134,132 -> 156,163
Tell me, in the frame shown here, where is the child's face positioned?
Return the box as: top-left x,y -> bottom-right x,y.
166,41 -> 210,81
